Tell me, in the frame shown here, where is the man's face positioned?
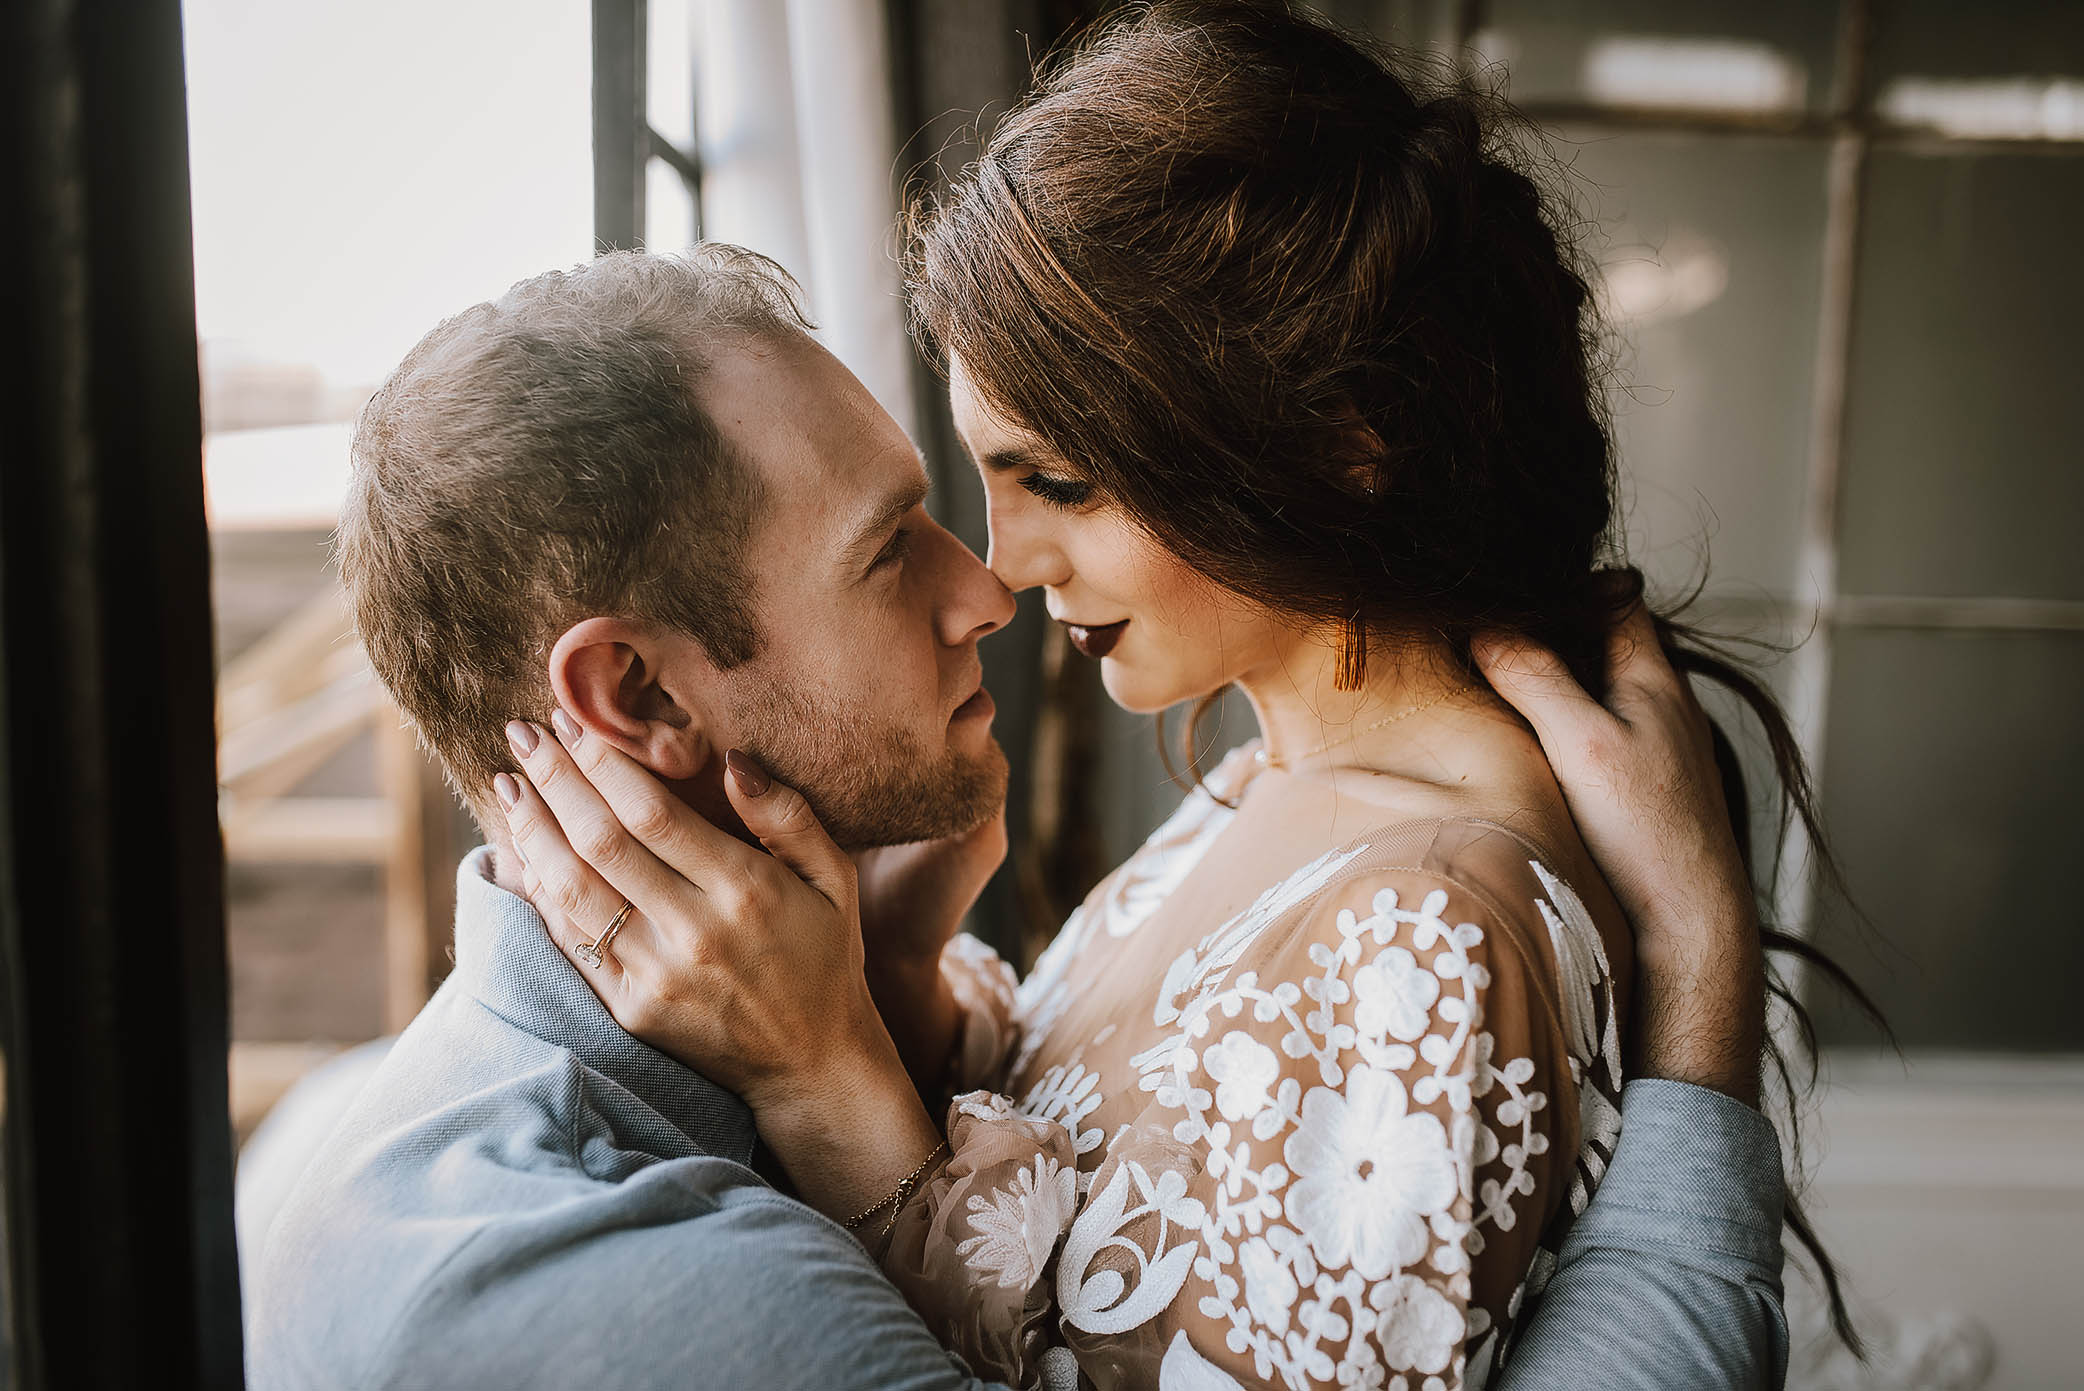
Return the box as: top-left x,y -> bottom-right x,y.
701,331 -> 1014,850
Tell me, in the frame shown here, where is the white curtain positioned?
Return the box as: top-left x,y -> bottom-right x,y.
692,0 -> 916,438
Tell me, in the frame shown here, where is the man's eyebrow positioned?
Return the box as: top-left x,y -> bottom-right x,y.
842,476 -> 931,568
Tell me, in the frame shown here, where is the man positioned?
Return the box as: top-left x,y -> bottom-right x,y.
249,249 -> 1787,1389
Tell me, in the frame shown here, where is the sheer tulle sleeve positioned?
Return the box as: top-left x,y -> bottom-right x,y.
878,863 -> 1619,1391
873,936 -> 1068,1387
939,932 -> 1023,1094
880,1093 -> 1082,1388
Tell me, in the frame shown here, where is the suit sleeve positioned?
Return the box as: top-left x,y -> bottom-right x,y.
367,1164 -> 1013,1391
1491,1078 -> 1789,1391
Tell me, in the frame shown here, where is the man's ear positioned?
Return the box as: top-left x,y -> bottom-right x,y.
546,617 -> 719,782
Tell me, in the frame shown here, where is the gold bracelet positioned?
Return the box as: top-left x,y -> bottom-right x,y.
843,1138 -> 950,1239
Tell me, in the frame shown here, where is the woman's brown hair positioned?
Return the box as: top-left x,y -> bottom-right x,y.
908,0 -> 1879,1349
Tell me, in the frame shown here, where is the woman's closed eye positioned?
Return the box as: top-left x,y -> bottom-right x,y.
1017,471 -> 1094,509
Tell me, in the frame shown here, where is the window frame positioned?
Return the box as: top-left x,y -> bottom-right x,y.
1459,0 -> 2084,1059
592,0 -> 703,251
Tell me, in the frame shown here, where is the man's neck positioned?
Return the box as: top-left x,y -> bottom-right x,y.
486,839 -> 527,897
480,760 -> 761,905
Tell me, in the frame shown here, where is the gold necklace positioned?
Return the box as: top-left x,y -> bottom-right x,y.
1257,684 -> 1477,771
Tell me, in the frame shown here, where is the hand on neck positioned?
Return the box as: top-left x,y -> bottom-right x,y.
484,754 -> 756,900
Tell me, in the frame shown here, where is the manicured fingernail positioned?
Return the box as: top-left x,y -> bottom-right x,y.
506,720 -> 539,758
552,709 -> 581,745
493,773 -> 520,809
725,749 -> 769,797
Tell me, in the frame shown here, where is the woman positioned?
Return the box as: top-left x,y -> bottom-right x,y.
503,5 -> 1828,1387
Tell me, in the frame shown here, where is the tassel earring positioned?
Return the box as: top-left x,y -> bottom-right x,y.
1334,619 -> 1367,692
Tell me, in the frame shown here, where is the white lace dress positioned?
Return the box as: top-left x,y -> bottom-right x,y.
879,745 -> 1630,1391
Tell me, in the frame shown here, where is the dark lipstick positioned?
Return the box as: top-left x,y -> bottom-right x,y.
1064,619 -> 1127,659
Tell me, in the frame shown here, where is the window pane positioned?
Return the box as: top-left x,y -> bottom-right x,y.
646,158 -> 699,251
648,0 -> 695,152
1475,0 -> 1838,113
1838,151 -> 2084,601
1870,0 -> 2084,140
1684,607 -> 1808,898
182,0 -> 588,1249
1562,132 -> 1829,601
1809,628 -> 2084,1054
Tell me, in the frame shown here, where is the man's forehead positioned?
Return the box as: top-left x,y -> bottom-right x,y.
698,330 -> 926,557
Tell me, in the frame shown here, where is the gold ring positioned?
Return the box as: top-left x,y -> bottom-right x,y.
575,899 -> 634,968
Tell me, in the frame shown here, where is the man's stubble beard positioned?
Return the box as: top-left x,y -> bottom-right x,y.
727,671 -> 1007,852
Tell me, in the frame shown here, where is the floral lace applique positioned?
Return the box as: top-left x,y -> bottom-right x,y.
1528,860 -> 1623,1216
959,1154 -> 1080,1289
1151,845 -> 1365,1029
1011,772 -> 1242,1078
1024,1063 -> 1109,1187
1009,747 -> 1266,1080
1095,775 -> 1240,940
1060,1152 -> 1211,1335
887,837 -> 1624,1391
1096,876 -> 1560,1388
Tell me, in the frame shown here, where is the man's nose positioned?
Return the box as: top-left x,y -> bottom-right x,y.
935,521 -> 1016,645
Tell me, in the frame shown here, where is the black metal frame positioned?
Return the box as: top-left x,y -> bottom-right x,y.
0,1 -> 244,1386
592,0 -> 703,251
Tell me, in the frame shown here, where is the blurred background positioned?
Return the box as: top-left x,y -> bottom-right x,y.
190,2 -> 2081,1386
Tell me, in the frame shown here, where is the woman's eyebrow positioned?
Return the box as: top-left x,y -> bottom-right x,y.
980,446 -> 1042,474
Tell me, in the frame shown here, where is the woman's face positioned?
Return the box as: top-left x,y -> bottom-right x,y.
948,356 -> 1293,713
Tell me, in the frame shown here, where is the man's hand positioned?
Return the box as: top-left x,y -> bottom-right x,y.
851,809 -> 1008,1093
853,808 -> 1008,970
1474,591 -> 1767,1107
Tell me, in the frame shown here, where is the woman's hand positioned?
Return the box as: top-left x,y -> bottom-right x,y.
1474,594 -> 1767,1107
494,714 -> 942,1220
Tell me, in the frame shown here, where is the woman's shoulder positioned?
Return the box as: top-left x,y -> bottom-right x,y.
1227,740 -> 1625,959
1276,814 -> 1593,925
1234,813 -> 1631,1017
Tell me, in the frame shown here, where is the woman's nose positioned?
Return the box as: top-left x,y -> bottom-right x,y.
983,494 -> 1067,595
